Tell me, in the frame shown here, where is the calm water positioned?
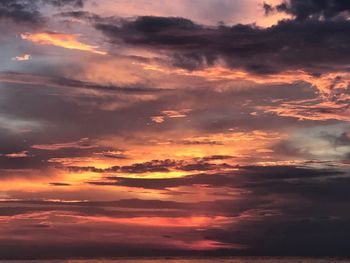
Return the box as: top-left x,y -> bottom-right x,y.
0,258 -> 349,263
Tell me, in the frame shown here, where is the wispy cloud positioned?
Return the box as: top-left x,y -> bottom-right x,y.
151,109 -> 191,123
0,151 -> 32,158
12,54 -> 31,61
21,32 -> 107,55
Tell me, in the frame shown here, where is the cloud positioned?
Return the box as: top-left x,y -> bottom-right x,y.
63,156 -> 235,176
12,54 -> 31,61
94,15 -> 350,94
272,0 -> 350,20
258,97 -> 350,121
1,164 -> 349,257
0,71 -> 163,93
0,0 -> 43,25
80,164 -> 350,257
162,109 -> 191,118
49,182 -> 72,186
88,164 -> 342,189
0,150 -> 31,158
151,109 -> 191,123
21,32 -> 107,55
0,0 -> 85,25
90,14 -> 350,121
44,0 -> 85,8
2,2 -> 350,257
32,138 -> 94,150
94,150 -> 128,159
151,115 -> 165,123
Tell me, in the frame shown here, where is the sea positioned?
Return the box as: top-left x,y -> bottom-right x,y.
0,258 -> 349,263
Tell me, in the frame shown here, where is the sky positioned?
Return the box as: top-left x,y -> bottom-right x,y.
1,0 -> 350,259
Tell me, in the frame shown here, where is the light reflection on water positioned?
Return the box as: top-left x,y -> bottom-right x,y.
0,258 -> 349,263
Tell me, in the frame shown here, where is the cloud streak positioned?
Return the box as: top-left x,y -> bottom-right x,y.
21,32 -> 107,55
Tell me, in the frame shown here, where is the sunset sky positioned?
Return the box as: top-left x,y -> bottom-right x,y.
1,0 -> 350,259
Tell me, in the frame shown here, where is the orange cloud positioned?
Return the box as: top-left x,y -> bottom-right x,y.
75,214 -> 233,228
21,32 -> 107,55
0,151 -> 31,158
151,109 -> 192,123
141,63 -> 350,96
258,99 -> 350,122
151,115 -> 165,123
162,109 -> 191,118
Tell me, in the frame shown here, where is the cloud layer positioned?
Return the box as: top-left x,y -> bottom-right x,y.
0,0 -> 350,259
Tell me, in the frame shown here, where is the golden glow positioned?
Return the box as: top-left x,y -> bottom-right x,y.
21,32 -> 107,55
0,151 -> 31,158
74,214 -> 234,228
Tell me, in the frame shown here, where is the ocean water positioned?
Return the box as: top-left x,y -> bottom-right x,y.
0,258 -> 349,263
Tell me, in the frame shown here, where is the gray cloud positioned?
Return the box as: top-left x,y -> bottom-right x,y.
273,0 -> 350,20
0,0 -> 85,25
94,15 -> 350,75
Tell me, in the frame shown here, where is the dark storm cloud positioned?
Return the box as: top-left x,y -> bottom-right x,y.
203,217 -> 350,256
0,197 -> 265,217
87,165 -> 350,256
119,159 -> 175,173
89,165 -> 342,189
0,241 -> 240,259
154,155 -> 235,173
0,0 -> 42,25
0,0 -> 85,25
273,0 -> 350,20
66,157 -> 234,174
95,15 -> 350,74
198,174 -> 350,256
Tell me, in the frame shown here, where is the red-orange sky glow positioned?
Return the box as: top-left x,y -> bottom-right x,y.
1,0 -> 350,259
